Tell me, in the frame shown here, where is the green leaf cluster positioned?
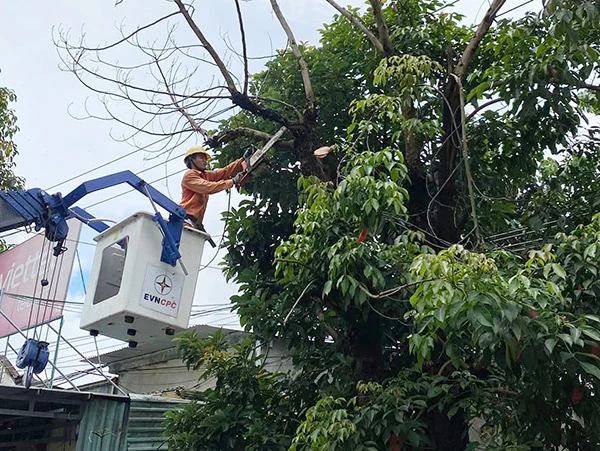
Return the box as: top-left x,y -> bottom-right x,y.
0,75 -> 23,191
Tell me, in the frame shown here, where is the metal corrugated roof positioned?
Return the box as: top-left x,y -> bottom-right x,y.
0,386 -> 130,451
127,395 -> 189,451
76,395 -> 130,451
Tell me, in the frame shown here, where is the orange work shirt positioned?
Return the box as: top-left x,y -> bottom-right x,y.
180,158 -> 244,223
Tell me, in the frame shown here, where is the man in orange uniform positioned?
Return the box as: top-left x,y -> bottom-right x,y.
180,146 -> 244,231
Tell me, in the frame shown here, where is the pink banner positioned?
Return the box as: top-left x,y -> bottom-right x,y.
0,219 -> 82,337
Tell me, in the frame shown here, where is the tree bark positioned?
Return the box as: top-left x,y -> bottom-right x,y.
427,407 -> 469,451
351,313 -> 383,382
435,77 -> 462,243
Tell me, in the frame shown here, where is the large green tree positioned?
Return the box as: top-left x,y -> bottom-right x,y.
0,73 -> 23,191
59,0 -> 600,449
0,72 -> 24,252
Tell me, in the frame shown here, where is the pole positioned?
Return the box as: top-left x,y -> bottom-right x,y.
49,316 -> 64,389
0,335 -> 8,384
0,289 -> 5,383
45,322 -> 128,396
0,306 -> 79,391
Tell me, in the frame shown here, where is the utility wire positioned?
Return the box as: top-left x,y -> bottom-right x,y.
83,168 -> 186,210
0,154 -> 184,240
45,147 -> 154,191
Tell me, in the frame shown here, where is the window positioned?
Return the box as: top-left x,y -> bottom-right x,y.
92,237 -> 128,305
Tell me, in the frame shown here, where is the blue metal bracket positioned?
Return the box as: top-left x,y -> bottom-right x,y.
0,170 -> 187,266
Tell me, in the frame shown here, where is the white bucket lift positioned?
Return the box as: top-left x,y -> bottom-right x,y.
80,212 -> 208,346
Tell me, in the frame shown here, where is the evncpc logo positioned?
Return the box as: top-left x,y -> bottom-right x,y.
154,274 -> 173,295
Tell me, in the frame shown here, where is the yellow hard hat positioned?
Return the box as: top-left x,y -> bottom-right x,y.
184,146 -> 212,162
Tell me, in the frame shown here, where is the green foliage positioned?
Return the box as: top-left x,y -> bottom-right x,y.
290,375 -> 429,451
277,147 -> 410,304
520,128 -> 600,232
165,331 -> 301,450
168,1 -> 600,449
0,75 -> 23,191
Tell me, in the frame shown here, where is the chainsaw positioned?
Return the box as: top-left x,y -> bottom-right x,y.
233,126 -> 287,188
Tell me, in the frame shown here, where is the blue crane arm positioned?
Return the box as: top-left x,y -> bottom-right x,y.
0,170 -> 187,266
61,171 -> 183,215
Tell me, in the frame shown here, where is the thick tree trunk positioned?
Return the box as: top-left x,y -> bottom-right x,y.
350,314 -> 383,382
406,167 -> 430,239
292,108 -> 334,181
435,77 -> 462,243
428,407 -> 469,451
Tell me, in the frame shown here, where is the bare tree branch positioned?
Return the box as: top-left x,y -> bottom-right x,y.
234,0 -> 249,94
368,0 -> 393,57
154,57 -> 209,137
67,11 -> 182,53
173,0 -> 238,92
454,0 -> 507,79
206,127 -> 294,149
269,0 -> 316,110
254,96 -> 302,121
322,0 -> 383,54
578,83 -> 600,92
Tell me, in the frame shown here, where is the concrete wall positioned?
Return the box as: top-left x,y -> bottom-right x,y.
0,368 -> 17,386
0,355 -> 20,386
117,358 -> 215,394
105,337 -> 292,396
260,338 -> 293,374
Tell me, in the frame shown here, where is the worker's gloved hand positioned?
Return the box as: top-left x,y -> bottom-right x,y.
232,172 -> 244,187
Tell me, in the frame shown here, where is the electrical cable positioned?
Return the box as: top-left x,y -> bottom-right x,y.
198,188 -> 233,272
44,147 -> 150,192
82,168 -> 186,210
76,248 -> 87,295
0,152 -> 185,241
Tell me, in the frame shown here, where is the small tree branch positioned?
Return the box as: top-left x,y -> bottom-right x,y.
154,57 -> 209,137
368,0 -> 394,57
173,0 -> 238,92
466,97 -> 504,121
254,96 -> 303,121
578,82 -> 600,92
233,0 -> 249,94
316,306 -> 339,341
454,0 -> 507,79
362,278 -> 439,299
283,280 -> 315,325
71,11 -> 182,52
322,0 -> 384,54
269,0 -> 316,110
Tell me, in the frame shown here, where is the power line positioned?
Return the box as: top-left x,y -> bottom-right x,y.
45,147 -> 156,191
83,168 -> 186,210
0,152 -> 184,240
